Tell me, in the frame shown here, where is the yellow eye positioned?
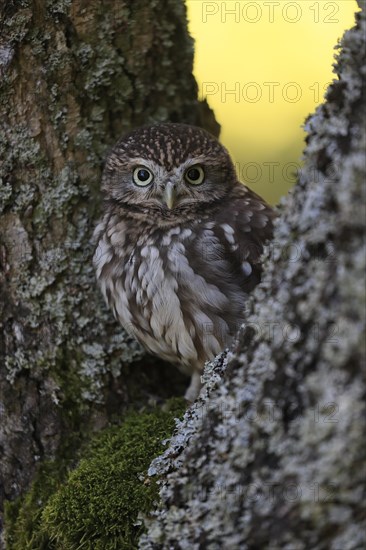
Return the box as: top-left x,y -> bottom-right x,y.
133,166 -> 154,186
185,165 -> 205,185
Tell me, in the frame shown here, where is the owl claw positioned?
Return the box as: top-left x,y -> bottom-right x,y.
184,371 -> 202,403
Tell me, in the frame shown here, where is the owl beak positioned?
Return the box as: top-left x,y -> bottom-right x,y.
163,182 -> 176,209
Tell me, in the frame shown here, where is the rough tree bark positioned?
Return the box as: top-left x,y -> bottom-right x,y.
140,5 -> 366,549
0,0 -> 217,524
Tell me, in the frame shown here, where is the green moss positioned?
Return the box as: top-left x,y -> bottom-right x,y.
5,460 -> 69,550
5,399 -> 186,550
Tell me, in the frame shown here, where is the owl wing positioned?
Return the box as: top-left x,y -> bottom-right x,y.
166,184 -> 274,350
191,183 -> 275,296
221,183 -> 274,289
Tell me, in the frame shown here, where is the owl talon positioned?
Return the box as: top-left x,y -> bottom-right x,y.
184,371 -> 202,403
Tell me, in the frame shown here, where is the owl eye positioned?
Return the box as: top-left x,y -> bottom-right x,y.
185,165 -> 205,185
133,166 -> 154,186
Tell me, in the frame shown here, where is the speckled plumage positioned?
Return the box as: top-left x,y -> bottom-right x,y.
93,123 -> 275,400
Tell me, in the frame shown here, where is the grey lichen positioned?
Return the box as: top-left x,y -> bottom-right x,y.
140,5 -> 366,549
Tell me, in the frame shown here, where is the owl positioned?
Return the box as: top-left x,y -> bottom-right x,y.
93,123 -> 275,401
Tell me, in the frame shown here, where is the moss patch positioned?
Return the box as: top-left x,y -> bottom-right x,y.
5,398 -> 186,549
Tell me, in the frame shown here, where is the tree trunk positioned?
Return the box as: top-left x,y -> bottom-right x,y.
141,5 -> 366,549
0,0 -> 216,521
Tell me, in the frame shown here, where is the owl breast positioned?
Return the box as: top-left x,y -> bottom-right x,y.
93,214 -> 250,376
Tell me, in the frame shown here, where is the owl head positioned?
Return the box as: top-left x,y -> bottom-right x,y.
101,123 -> 237,215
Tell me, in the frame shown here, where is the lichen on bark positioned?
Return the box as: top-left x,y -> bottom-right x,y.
0,0 -> 216,523
140,5 -> 366,549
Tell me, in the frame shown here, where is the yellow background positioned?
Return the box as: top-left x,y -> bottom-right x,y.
186,0 -> 359,203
